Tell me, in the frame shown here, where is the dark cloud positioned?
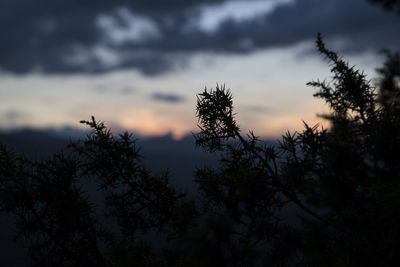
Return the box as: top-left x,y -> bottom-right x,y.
0,0 -> 399,75
0,0 -> 222,74
253,0 -> 400,52
150,92 -> 185,103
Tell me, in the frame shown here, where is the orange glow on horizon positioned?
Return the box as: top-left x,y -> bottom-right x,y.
119,109 -> 191,140
253,115 -> 327,139
118,107 -> 329,141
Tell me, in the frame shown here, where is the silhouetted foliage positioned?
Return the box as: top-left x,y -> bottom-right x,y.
368,0 -> 400,13
192,34 -> 400,266
0,117 -> 196,266
376,50 -> 400,107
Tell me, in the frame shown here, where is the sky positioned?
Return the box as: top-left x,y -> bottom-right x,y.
0,0 -> 399,139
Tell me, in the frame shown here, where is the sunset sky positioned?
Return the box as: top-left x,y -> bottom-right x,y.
1,0 -> 399,139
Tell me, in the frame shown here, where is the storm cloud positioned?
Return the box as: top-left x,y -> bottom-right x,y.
0,0 -> 399,75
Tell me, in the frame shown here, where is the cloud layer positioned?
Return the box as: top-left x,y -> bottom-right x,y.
150,92 -> 186,103
0,0 -> 399,75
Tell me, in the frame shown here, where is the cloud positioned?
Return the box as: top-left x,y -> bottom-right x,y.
192,0 -> 294,33
1,110 -> 30,124
150,92 -> 186,103
3,110 -> 22,120
97,8 -> 161,45
0,0 -> 399,75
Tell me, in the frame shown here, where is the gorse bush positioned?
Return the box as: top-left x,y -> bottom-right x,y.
193,34 -> 400,266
